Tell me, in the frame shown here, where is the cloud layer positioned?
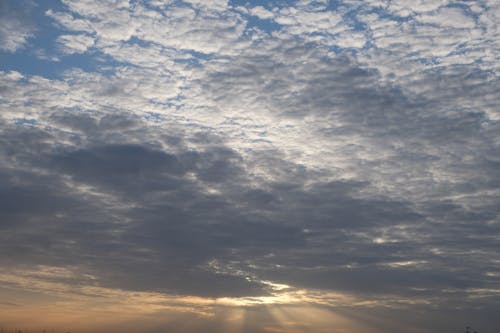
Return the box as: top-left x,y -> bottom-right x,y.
1,0 -> 499,332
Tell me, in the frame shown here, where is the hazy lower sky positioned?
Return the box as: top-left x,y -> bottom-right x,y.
0,0 -> 499,332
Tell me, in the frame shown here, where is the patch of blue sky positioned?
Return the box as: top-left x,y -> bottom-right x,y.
325,0 -> 341,11
341,8 -> 369,32
14,118 -> 38,127
142,112 -> 165,123
184,49 -> 215,62
149,96 -> 184,111
372,9 -> 414,23
243,15 -> 282,34
228,0 -> 283,34
0,52 -> 111,79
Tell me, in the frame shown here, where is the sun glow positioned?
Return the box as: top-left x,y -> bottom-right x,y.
0,265 -> 374,332
0,265 -> 448,332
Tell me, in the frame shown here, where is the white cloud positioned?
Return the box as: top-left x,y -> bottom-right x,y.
0,12 -> 34,52
100,42 -> 179,70
355,1 -> 497,86
418,7 -> 476,29
61,0 -> 131,17
387,0 -> 449,16
183,0 -> 229,11
49,0 -> 249,55
46,9 -> 93,33
249,6 -> 275,20
57,34 -> 95,54
334,30 -> 366,48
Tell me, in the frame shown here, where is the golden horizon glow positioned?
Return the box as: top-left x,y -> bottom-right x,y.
0,265 -> 440,333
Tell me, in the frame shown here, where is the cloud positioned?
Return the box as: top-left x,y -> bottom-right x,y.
417,6 -> 476,29
1,0 -> 499,331
51,0 -> 248,55
57,34 -> 95,54
249,6 -> 275,20
0,1 -> 35,52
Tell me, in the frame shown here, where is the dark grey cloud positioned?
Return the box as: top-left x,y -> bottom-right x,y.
0,114 -> 427,298
182,39 -> 500,314
2,59 -> 499,306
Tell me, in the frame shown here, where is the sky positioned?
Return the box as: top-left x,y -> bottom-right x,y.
0,0 -> 499,332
